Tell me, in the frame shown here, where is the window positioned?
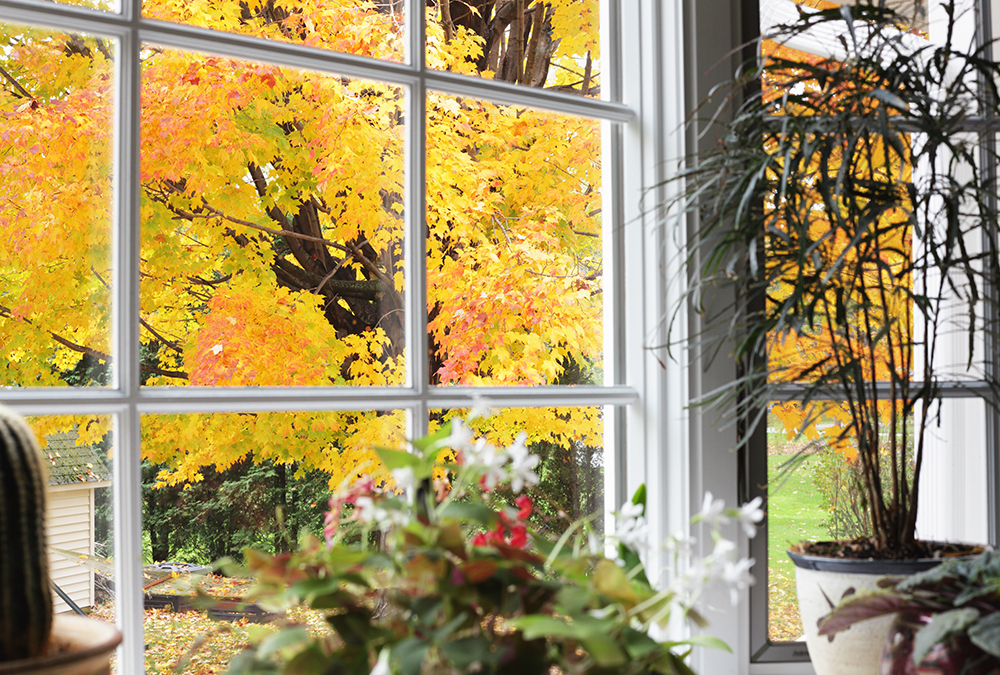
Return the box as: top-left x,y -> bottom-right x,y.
747,0 -> 1000,669
0,1 -> 697,672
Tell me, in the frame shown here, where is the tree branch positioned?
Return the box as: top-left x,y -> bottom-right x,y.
158,197 -> 351,254
0,64 -> 32,99
92,267 -> 183,353
0,305 -> 188,380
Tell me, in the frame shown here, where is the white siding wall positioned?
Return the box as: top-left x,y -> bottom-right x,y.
47,484 -> 103,614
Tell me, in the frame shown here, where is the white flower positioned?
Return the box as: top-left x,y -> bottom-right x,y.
678,560 -> 715,598
375,506 -> 410,529
506,433 -> 540,493
391,466 -> 415,491
721,557 -> 757,606
711,537 -> 737,559
613,500 -> 649,551
695,491 -> 727,526
618,501 -> 645,522
735,496 -> 764,538
617,516 -> 648,551
370,648 -> 391,675
465,396 -> 494,421
351,496 -> 408,530
665,530 -> 696,556
353,496 -> 376,523
391,466 -> 416,502
442,419 -> 475,452
469,439 -> 507,490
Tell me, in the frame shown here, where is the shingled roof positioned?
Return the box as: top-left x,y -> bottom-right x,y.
45,431 -> 112,486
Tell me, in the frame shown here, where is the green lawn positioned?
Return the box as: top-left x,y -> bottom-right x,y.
766,453 -> 829,642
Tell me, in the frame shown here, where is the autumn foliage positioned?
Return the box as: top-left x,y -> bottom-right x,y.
0,1 -> 604,489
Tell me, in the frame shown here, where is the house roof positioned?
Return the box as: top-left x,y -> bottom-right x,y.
44,431 -> 112,486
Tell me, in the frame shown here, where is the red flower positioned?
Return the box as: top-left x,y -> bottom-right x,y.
515,495 -> 533,519
508,525 -> 528,549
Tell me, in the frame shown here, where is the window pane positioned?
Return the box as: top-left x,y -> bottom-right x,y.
26,415 -> 116,625
771,1 -> 927,33
141,48 -> 405,387
25,0 -> 116,11
433,406 -> 605,534
143,0 -> 404,62
426,94 -> 603,386
138,410 -> 404,671
766,400 -> 918,641
915,397 -> 989,545
426,0 -> 602,98
0,24 -> 114,387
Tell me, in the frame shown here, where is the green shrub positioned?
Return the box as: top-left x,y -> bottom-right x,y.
811,446 -> 914,541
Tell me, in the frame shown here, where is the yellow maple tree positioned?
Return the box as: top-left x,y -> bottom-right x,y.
0,1 -> 603,489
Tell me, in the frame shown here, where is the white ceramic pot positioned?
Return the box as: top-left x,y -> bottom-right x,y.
790,551 -> 945,675
0,615 -> 121,675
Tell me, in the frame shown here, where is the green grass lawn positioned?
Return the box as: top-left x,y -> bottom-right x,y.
766,453 -> 829,642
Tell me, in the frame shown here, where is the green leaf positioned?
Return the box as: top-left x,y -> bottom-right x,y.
631,484 -> 647,510
913,608 -> 981,664
392,638 -> 429,675
508,614 -> 578,640
509,614 -> 617,641
408,425 -> 452,454
620,626 -> 661,659
554,584 -> 591,615
256,626 -> 311,659
284,645 -> 333,675
440,501 -> 496,525
433,612 -> 470,641
224,649 -> 280,675
580,633 -> 628,667
681,634 -> 733,653
374,447 -> 429,477
968,612 -> 1000,658
661,650 -> 697,675
440,636 -> 492,670
869,89 -> 908,112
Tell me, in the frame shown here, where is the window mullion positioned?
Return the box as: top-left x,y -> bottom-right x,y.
112,4 -> 146,672
975,0 -> 1000,548
406,0 -> 428,437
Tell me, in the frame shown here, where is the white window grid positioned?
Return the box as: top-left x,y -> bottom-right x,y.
0,1 -> 703,673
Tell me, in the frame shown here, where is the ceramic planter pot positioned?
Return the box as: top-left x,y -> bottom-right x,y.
0,615 -> 121,675
790,551 -> 946,675
881,610 -> 1000,675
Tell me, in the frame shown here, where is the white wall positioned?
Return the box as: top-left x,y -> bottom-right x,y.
47,483 -> 107,613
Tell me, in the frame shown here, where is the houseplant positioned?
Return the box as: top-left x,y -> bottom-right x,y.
0,405 -> 120,675
223,410 -> 764,675
670,0 -> 1000,671
818,550 -> 1000,674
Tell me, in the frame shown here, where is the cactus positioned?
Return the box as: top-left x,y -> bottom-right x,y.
0,405 -> 52,662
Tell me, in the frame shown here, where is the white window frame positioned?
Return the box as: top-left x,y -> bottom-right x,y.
0,1 -> 715,673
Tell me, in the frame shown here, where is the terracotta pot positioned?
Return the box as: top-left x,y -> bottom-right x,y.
881,610 -> 1000,675
0,615 -> 121,675
790,551 -> 948,675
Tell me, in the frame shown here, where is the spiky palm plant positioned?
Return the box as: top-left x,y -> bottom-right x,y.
673,0 -> 1000,556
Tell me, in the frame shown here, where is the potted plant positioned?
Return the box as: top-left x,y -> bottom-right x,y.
223,410 -> 765,675
818,550 -> 1000,674
670,0 -> 1000,671
0,406 -> 120,675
